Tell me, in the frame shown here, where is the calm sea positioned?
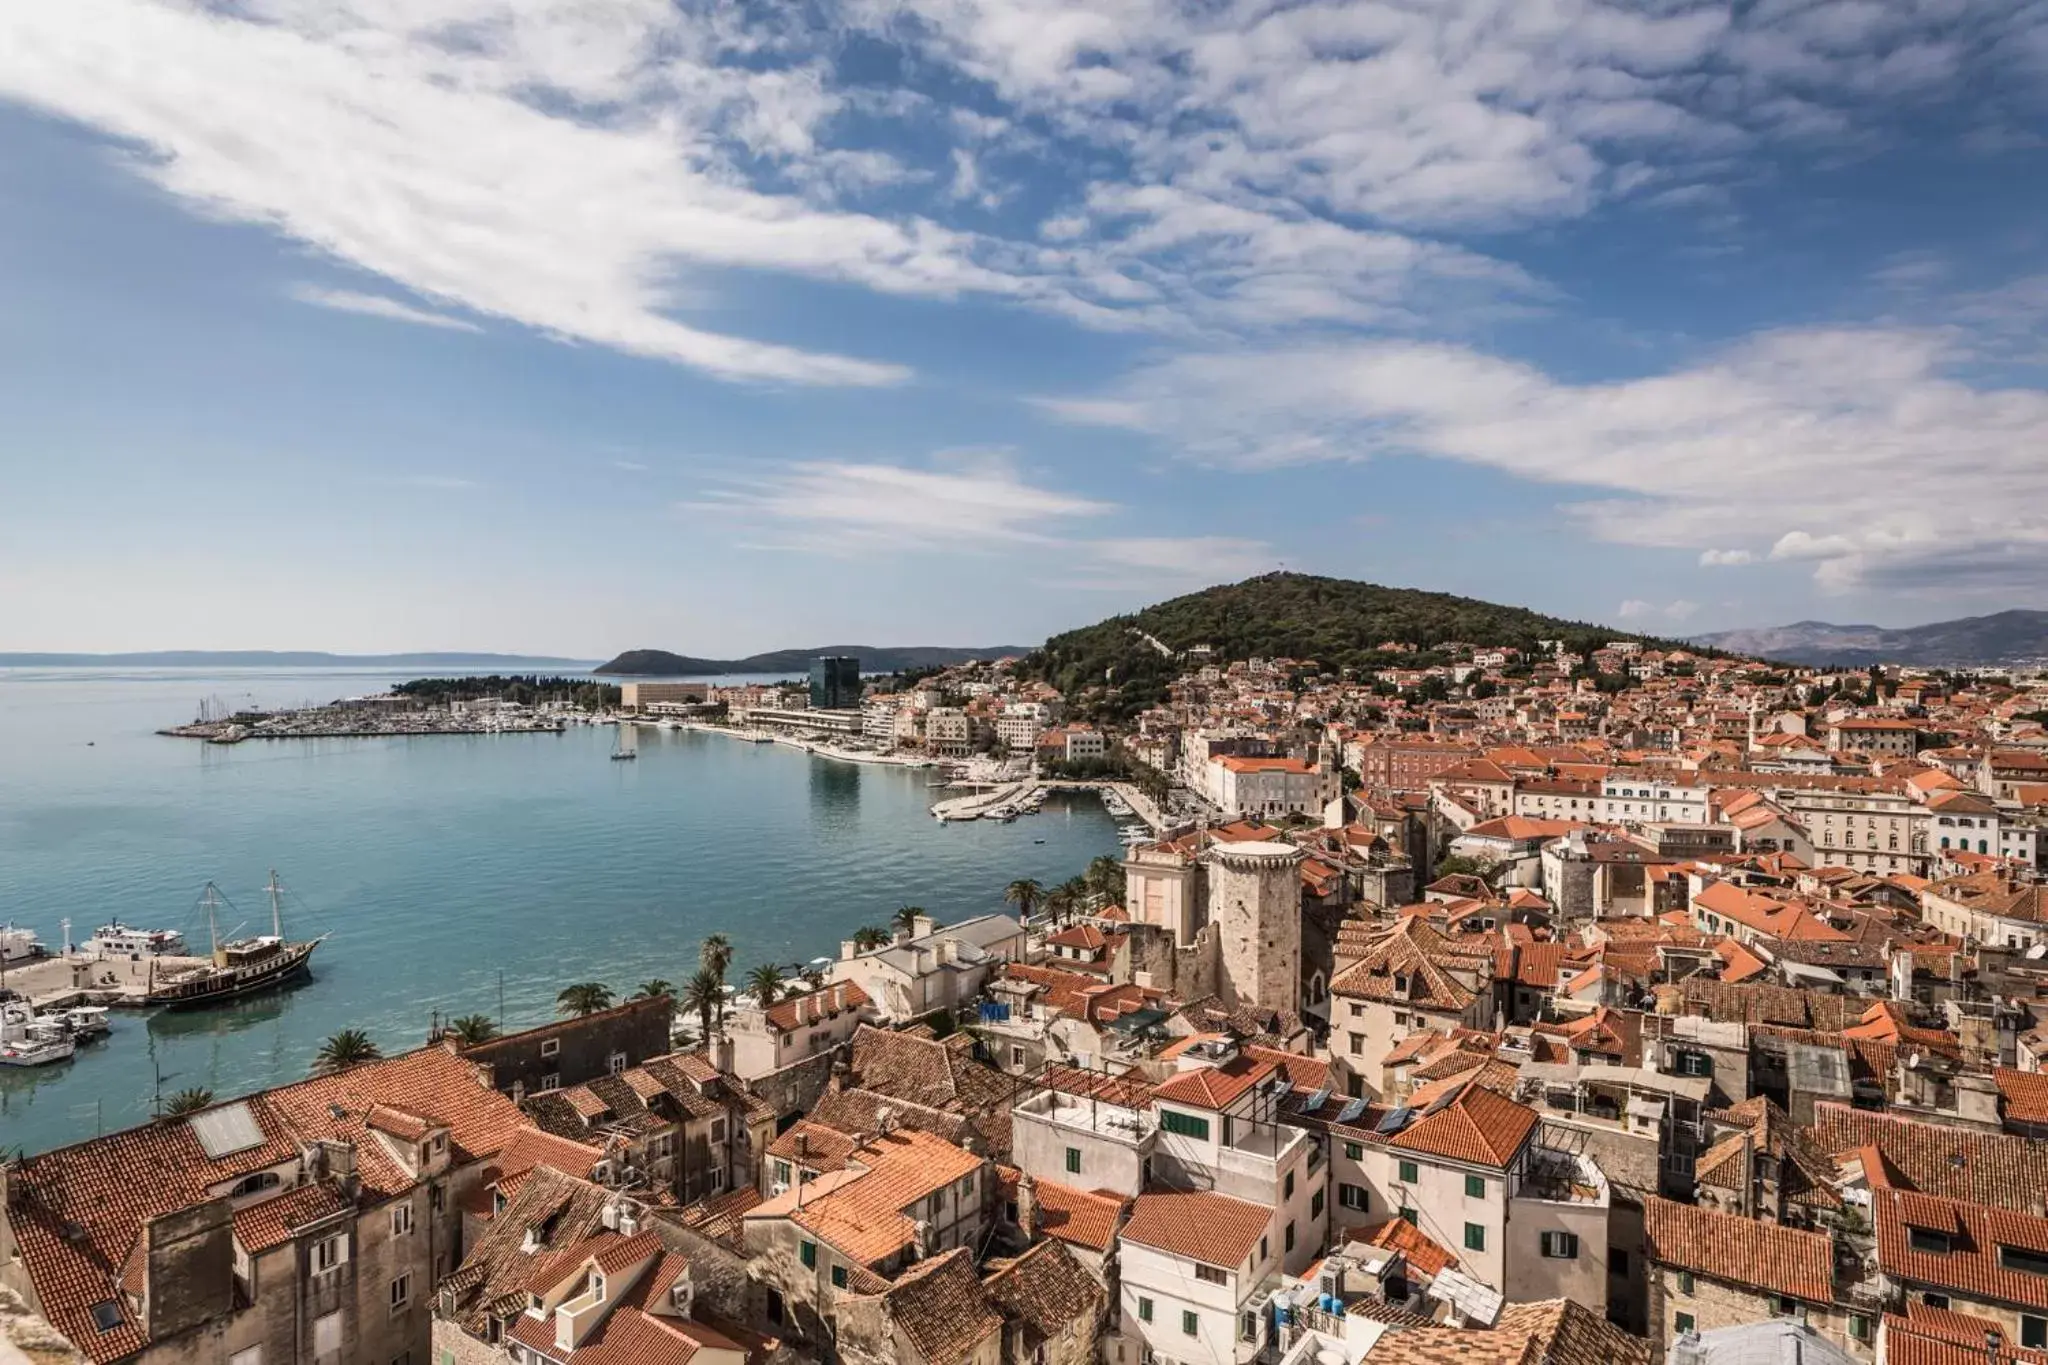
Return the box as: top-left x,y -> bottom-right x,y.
0,669 -> 1117,1155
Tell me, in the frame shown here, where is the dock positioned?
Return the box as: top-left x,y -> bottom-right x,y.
0,952 -> 211,1011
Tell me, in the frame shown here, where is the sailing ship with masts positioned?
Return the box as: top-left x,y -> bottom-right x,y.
145,871 -> 325,1009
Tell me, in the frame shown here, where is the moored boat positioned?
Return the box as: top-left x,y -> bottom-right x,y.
83,921 -> 186,957
145,873 -> 324,1010
0,1003 -> 75,1067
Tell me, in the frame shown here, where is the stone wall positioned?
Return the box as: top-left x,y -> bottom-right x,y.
745,1047 -> 841,1124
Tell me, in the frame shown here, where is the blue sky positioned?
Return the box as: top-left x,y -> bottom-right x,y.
2,0 -> 2046,657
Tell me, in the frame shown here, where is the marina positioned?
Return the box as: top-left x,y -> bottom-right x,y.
0,665 -> 1122,1154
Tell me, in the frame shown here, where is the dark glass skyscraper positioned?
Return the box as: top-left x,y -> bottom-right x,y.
809,655 -> 861,710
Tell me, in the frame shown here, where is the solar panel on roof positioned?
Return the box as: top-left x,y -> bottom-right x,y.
1301,1084 -> 1332,1113
1375,1106 -> 1413,1134
1420,1087 -> 1461,1117
1335,1096 -> 1368,1124
188,1100 -> 265,1158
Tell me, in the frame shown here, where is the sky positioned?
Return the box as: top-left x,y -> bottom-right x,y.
2,0 -> 2046,657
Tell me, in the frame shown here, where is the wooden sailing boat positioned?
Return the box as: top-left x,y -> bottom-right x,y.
145,872 -> 323,1009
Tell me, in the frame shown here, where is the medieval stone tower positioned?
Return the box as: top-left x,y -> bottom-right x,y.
1203,840 -> 1304,1014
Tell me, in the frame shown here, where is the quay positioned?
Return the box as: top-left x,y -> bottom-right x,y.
160,711 -> 567,742
0,951 -> 216,1011
932,778 -> 1169,832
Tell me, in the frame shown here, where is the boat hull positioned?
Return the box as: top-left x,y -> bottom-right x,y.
148,942 -> 319,1010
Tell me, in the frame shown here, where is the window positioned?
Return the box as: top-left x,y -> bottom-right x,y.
313,1311 -> 342,1358
1182,1311 -> 1199,1337
2003,1247 -> 2048,1276
800,1240 -> 817,1268
1398,1160 -> 1419,1183
1399,1207 -> 1416,1226
1066,1147 -> 1082,1175
607,1051 -> 627,1076
1465,1175 -> 1485,1199
391,1203 -> 413,1237
1924,1293 -> 1950,1310
1677,1270 -> 1694,1295
1195,1264 -> 1228,1286
540,1038 -> 560,1058
1851,1316 -> 1871,1342
1464,1223 -> 1485,1252
1161,1110 -> 1211,1140
2023,1317 -> 2047,1350
1540,1232 -> 1579,1259
710,1118 -> 726,1143
1772,1296 -> 1803,1320
1137,1297 -> 1153,1323
1011,1046 -> 1025,1067
1285,1221 -> 1296,1252
1284,1171 -> 1295,1199
831,1265 -> 848,1289
1340,1184 -> 1369,1212
1674,1052 -> 1712,1077
773,1160 -> 792,1187
1260,1236 -> 1269,1262
1311,1189 -> 1325,1218
1909,1228 -> 1953,1254
1675,1313 -> 1695,1335
1348,1032 -> 1366,1054
1344,1141 -> 1364,1161
1241,1311 -> 1260,1343
313,1234 -> 348,1272
538,1073 -> 560,1093
389,1273 -> 412,1314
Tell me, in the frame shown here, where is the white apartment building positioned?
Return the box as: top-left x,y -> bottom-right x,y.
1597,775 -> 1712,826
1777,786 -> 1926,874
996,702 -> 1051,751
1203,756 -> 1336,820
828,913 -> 1024,1020
1120,1190 -> 1282,1365
924,707 -> 976,756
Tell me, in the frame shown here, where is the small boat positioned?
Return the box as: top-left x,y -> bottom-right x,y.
0,1004 -> 75,1068
611,727 -> 637,761
52,1005 -> 112,1041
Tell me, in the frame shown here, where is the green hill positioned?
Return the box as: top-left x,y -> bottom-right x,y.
1028,572 -> 1688,719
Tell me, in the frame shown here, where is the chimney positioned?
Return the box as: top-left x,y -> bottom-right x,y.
1016,1172 -> 1039,1239
841,939 -> 858,961
834,984 -> 848,1011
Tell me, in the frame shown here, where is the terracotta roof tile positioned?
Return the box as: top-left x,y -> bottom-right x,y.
1642,1196 -> 1835,1303
1120,1190 -> 1270,1268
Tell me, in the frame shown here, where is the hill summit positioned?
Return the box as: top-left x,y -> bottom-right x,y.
1026,572 -> 1682,718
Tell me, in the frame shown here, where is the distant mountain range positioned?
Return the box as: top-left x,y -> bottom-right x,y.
1694,610 -> 2048,666
0,650 -> 594,668
594,645 -> 1032,676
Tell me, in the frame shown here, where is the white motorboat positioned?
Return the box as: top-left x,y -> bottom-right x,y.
0,1004 -> 75,1067
0,924 -> 46,966
50,1005 -> 111,1041
83,921 -> 186,957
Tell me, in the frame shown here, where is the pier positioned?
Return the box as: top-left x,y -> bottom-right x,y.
0,951 -> 213,1011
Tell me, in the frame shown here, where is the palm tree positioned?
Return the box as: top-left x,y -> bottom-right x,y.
1005,878 -> 1046,920
745,963 -> 786,1006
634,980 -> 675,1000
852,925 -> 891,951
680,969 -> 723,1043
556,982 -> 615,1017
163,1087 -> 214,1117
892,905 -> 926,934
446,1014 -> 498,1047
800,965 -> 827,991
699,934 -> 734,982
1056,876 -> 1089,921
1086,854 -> 1124,902
312,1029 -> 382,1075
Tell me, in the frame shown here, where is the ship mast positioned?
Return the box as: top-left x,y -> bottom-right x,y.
201,882 -> 223,956
266,869 -> 284,939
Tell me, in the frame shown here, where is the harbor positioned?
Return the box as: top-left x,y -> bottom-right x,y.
0,665 -> 1123,1154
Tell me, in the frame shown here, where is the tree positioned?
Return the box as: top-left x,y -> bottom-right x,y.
1085,855 -> 1124,902
745,963 -> 786,1006
1433,853 -> 1493,882
163,1087 -> 215,1117
892,905 -> 927,934
699,934 -> 734,982
312,1029 -> 382,1075
1004,878 -> 1046,920
556,982 -> 615,1017
634,980 -> 675,1000
446,1014 -> 498,1047
800,965 -> 827,991
852,925 -> 891,951
680,969 -> 723,1042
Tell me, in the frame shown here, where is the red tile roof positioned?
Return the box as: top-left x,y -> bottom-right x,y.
1120,1190 -> 1270,1268
1877,1189 -> 2048,1311
1386,1083 -> 1539,1170
1027,1178 -> 1128,1254
1642,1196 -> 1835,1304
1152,1056 -> 1279,1112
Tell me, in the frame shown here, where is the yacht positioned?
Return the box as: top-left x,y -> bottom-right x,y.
0,924 -> 46,966
83,921 -> 187,958
144,874 -> 324,1010
49,1005 -> 111,1041
0,1003 -> 75,1068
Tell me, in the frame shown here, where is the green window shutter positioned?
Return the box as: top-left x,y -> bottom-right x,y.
1676,1313 -> 1695,1335
1465,1174 -> 1485,1199
1138,1297 -> 1153,1323
1345,1141 -> 1363,1160
800,1240 -> 816,1268
1464,1223 -> 1485,1252
1182,1310 -> 1198,1336
831,1265 -> 848,1289
1066,1147 -> 1081,1174
1398,1160 -> 1418,1183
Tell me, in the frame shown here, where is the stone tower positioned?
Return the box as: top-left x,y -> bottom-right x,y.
1203,840 -> 1304,1014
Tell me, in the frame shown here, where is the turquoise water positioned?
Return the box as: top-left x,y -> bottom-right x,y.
0,669 -> 1116,1155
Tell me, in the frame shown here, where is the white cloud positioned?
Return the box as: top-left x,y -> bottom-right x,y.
288,285 -> 481,333
1663,599 -> 1699,622
612,460 -> 651,473
689,456 -> 1112,550
1044,323 -> 2048,593
1616,599 -> 1654,619
1090,537 -> 1274,578
1699,548 -> 1755,567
